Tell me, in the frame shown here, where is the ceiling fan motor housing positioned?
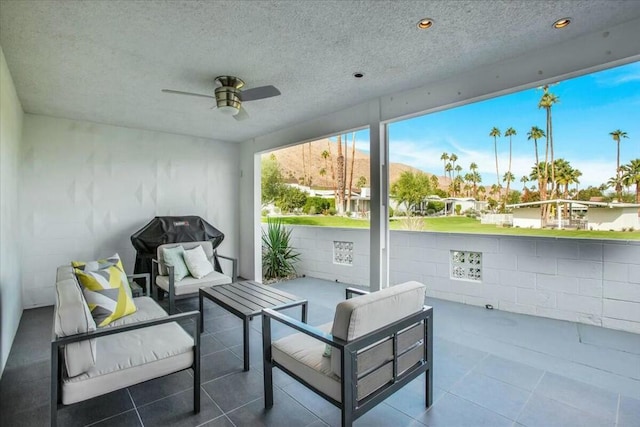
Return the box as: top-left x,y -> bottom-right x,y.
215,76 -> 244,113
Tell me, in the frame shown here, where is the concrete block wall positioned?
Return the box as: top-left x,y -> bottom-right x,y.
285,225 -> 640,334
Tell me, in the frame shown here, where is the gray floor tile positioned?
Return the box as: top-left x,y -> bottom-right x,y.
354,403 -> 425,426
432,358 -> 470,391
137,388 -> 222,427
199,415 -> 236,426
0,376 -> 50,415
435,339 -> 488,371
128,370 -> 194,407
200,333 -> 228,356
204,313 -> 243,334
88,410 -> 142,427
57,389 -> 134,427
383,375 -> 445,419
226,388 -> 319,427
199,349 -> 244,382
281,379 -> 341,427
618,395 -> 640,427
517,393 -> 611,427
474,355 -> 544,391
534,372 -> 618,421
202,370 -> 264,412
417,392 -> 513,427
2,403 -> 49,427
450,371 -> 530,420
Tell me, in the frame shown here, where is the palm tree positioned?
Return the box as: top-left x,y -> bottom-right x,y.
504,127 -> 517,206
538,87 -> 559,201
489,127 -> 501,185
307,142 -> 313,186
346,133 -> 357,211
336,135 -> 345,213
440,153 -> 449,177
301,144 -> 307,187
527,126 -> 546,201
520,175 -> 529,190
321,150 -> 330,187
430,175 -> 439,191
325,142 -> 337,200
319,168 -> 327,186
450,153 -> 459,173
610,130 -> 629,201
445,163 -> 453,182
454,164 -> 463,178
621,158 -> 640,204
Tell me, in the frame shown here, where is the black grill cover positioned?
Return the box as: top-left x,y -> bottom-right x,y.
131,216 -> 225,278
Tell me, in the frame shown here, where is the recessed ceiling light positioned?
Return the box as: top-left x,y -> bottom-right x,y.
417,18 -> 434,29
553,18 -> 571,29
353,72 -> 364,78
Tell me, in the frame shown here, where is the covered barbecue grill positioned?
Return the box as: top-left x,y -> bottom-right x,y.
131,216 -> 226,281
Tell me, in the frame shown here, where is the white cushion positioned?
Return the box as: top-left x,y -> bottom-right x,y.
330,281 -> 426,377
157,241 -> 214,276
183,245 -> 214,279
272,323 -> 341,402
61,322 -> 193,404
54,270 -> 97,377
104,297 -> 167,328
156,269 -> 231,295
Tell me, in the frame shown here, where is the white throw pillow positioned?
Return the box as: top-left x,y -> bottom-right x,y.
183,245 -> 214,279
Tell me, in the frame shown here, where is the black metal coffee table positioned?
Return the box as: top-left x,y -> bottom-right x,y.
199,280 -> 307,371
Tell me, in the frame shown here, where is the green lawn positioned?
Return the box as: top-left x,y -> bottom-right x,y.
263,215 -> 640,240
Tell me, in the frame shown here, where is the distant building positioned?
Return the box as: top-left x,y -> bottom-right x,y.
506,199 -> 640,230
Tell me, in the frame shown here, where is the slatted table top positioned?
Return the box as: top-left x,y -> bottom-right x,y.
200,280 -> 306,318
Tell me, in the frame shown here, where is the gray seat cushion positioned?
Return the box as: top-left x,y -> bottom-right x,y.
156,270 -> 232,295
272,323 -> 341,402
61,322 -> 193,404
105,296 -> 168,327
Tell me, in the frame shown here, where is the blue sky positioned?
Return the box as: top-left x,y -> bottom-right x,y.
355,61 -> 640,189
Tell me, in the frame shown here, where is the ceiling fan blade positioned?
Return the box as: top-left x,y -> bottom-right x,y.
240,85 -> 281,102
233,106 -> 250,121
161,89 -> 215,99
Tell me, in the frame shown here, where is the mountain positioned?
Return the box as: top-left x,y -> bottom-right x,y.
264,138 -> 449,190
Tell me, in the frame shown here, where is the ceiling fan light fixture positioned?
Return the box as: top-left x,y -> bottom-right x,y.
553,17 -> 571,29
218,105 -> 240,116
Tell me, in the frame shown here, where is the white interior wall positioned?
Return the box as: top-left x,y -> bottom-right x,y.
19,114 -> 240,308
0,46 -> 24,376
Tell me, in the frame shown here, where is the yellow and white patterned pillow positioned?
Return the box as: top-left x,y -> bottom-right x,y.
73,256 -> 137,327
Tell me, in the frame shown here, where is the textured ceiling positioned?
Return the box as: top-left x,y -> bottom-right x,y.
1,0 -> 640,143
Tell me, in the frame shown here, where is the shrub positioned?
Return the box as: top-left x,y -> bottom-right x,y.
303,197 -> 335,214
261,209 -> 269,217
262,218 -> 300,280
427,201 -> 444,212
389,206 -> 395,217
454,204 -> 462,215
327,208 -> 337,216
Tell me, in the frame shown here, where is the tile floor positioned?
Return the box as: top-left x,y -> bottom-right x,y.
1,277 -> 639,426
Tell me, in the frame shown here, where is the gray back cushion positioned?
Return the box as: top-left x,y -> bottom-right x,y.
156,241 -> 213,276
54,266 -> 97,377
330,281 -> 426,376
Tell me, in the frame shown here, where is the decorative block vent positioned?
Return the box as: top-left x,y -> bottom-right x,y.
450,250 -> 482,281
333,241 -> 354,265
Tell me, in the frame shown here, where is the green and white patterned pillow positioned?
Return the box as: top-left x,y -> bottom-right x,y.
73,255 -> 137,327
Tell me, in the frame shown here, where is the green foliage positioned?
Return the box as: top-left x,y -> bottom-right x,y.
262,218 -> 300,280
275,186 -> 307,213
303,197 -> 335,214
390,171 -> 433,213
454,204 -> 462,215
261,155 -> 284,204
388,206 -> 394,217
575,186 -> 605,201
433,188 -> 448,198
427,201 -> 444,212
507,190 -> 522,205
521,189 -> 540,203
356,176 -> 367,189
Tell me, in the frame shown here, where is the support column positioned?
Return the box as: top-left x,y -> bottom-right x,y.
368,101 -> 389,291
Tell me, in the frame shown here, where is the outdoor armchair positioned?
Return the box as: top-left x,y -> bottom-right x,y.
262,281 -> 433,427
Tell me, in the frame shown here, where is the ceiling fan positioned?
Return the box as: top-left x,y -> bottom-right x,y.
162,76 -> 281,121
